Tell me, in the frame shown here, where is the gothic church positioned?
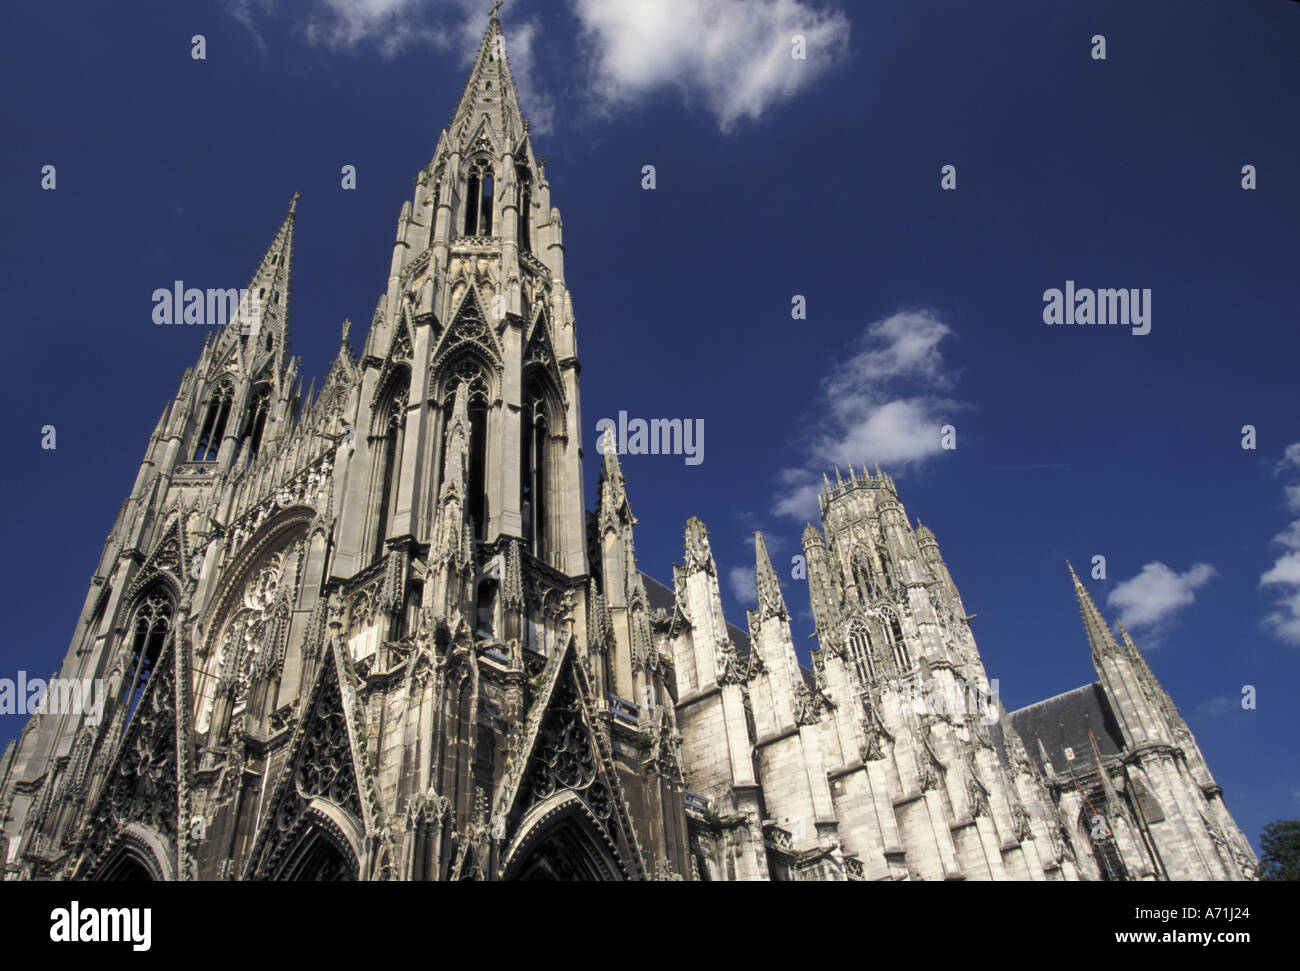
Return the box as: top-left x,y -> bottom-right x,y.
0,13 -> 1256,881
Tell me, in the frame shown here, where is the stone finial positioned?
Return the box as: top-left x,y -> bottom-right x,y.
681,517 -> 715,577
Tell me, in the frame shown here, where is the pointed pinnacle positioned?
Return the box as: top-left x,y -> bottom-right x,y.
1069,563 -> 1121,659
1117,623 -> 1140,656
289,191 -> 300,214
599,424 -> 623,478
754,531 -> 789,620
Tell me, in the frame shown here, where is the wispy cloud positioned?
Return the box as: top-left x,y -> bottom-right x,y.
572,0 -> 851,132
1261,442 -> 1300,645
222,0 -> 850,134
222,0 -> 555,132
1106,561 -> 1215,634
728,565 -> 756,605
1196,694 -> 1239,718
772,309 -> 963,521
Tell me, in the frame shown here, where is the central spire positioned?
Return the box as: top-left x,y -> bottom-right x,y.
448,8 -> 528,151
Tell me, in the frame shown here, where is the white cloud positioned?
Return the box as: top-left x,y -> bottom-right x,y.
1275,442 -> 1300,474
1285,484 -> 1300,513
572,0 -> 851,132
1261,552 -> 1300,588
223,0 -> 555,132
728,565 -> 756,605
1106,562 -> 1215,630
1261,442 -> 1300,645
772,309 -> 962,520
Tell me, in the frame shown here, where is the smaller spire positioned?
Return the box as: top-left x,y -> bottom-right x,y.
753,532 -> 789,622
1069,563 -> 1121,660
600,424 -> 622,476
1117,622 -> 1137,655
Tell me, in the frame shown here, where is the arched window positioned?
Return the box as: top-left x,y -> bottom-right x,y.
879,548 -> 896,593
520,376 -> 550,560
236,386 -> 272,461
516,165 -> 532,253
435,364 -> 491,540
468,389 -> 488,538
120,587 -> 173,729
475,578 -> 498,639
852,561 -> 868,599
463,159 -> 494,236
884,613 -> 910,671
847,623 -> 875,683
193,381 -> 234,461
372,373 -> 410,561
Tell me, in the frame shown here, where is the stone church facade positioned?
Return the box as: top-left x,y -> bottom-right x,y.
0,14 -> 1256,881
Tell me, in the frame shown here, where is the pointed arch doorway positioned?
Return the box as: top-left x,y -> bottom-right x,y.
501,791 -> 627,882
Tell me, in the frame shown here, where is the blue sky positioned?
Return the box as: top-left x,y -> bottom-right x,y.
2,0 -> 1298,854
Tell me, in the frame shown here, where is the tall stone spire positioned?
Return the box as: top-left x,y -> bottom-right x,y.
1068,562 -> 1120,661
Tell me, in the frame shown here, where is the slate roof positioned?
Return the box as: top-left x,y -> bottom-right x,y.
1007,682 -> 1126,776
